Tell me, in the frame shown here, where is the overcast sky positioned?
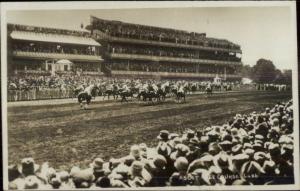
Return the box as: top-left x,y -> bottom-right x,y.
6,6 -> 296,70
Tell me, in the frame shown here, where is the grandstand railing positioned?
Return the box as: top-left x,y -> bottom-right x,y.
13,51 -> 103,62
110,53 -> 242,66
111,70 -> 242,79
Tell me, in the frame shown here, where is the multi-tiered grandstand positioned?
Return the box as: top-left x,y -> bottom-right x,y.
7,24 -> 103,76
89,16 -> 242,80
7,17 -> 243,80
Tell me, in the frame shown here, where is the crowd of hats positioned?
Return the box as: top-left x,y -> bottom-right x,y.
13,41 -> 96,56
91,17 -> 240,50
109,44 -> 241,62
9,24 -> 91,38
8,100 -> 294,189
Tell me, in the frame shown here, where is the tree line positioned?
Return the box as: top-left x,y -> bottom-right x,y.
238,58 -> 292,84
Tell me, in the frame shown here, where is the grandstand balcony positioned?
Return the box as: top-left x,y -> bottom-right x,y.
93,29 -> 242,54
12,51 -> 103,62
111,70 -> 241,79
109,53 -> 242,66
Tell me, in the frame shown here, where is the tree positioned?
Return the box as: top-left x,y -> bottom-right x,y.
238,64 -> 253,78
252,59 -> 277,83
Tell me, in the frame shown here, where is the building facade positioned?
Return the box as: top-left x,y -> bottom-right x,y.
7,24 -> 103,76
89,16 -> 243,80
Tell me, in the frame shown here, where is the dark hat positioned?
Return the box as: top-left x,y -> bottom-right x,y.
222,134 -> 233,142
18,158 -> 40,176
157,130 -> 169,141
208,142 -> 221,155
150,155 -> 167,169
187,129 -> 195,139
269,143 -> 281,157
214,153 -> 230,169
96,177 -> 111,188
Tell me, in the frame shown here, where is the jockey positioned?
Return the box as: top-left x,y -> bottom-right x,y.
107,83 -> 114,91
152,83 -> 159,92
76,84 -> 85,92
121,84 -> 130,93
83,84 -> 95,97
178,85 -> 185,93
142,83 -> 149,92
206,82 -> 212,90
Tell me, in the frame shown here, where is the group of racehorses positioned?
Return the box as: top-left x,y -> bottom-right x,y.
75,81 -> 233,109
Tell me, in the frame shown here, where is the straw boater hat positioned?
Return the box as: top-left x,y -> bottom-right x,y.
168,133 -> 179,140
232,144 -> 243,155
187,154 -> 214,172
219,140 -> 233,152
24,175 -> 40,189
70,167 -> 94,187
174,157 -> 189,173
130,145 -> 141,159
58,171 -> 70,182
18,158 -> 40,176
130,161 -> 144,177
90,158 -> 104,171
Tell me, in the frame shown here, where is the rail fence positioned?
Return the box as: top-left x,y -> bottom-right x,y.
7,88 -> 75,102
7,84 -> 287,102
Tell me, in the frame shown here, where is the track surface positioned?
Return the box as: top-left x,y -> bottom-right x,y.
7,91 -> 291,170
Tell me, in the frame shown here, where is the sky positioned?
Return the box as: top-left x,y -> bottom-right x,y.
6,6 -> 296,70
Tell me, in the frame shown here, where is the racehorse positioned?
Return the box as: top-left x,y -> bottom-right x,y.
205,86 -> 213,95
103,84 -> 119,100
119,90 -> 134,102
157,88 -> 167,101
172,89 -> 186,103
138,90 -> 159,103
77,85 -> 99,109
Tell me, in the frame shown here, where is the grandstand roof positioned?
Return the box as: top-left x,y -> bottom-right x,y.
10,31 -> 100,46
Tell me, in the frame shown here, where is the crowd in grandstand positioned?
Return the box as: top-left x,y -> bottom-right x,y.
91,17 -> 240,51
9,24 -> 91,38
109,44 -> 241,62
13,42 -> 97,56
8,100 -> 294,188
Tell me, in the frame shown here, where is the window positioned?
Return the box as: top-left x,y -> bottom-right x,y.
48,65 -> 52,71
64,65 -> 68,71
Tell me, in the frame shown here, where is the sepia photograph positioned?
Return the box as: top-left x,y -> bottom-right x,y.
1,1 -> 299,190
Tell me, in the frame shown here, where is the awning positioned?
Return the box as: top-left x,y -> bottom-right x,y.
10,31 -> 100,46
56,59 -> 73,64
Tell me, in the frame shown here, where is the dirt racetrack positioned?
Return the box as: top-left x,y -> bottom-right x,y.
7,91 -> 292,170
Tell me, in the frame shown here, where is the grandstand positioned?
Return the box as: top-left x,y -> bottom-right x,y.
7,24 -> 103,76
89,16 -> 243,80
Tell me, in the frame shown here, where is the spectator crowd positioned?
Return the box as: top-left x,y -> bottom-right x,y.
9,24 -> 91,38
8,100 -> 294,189
91,17 -> 241,51
109,44 -> 241,62
13,42 -> 97,56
